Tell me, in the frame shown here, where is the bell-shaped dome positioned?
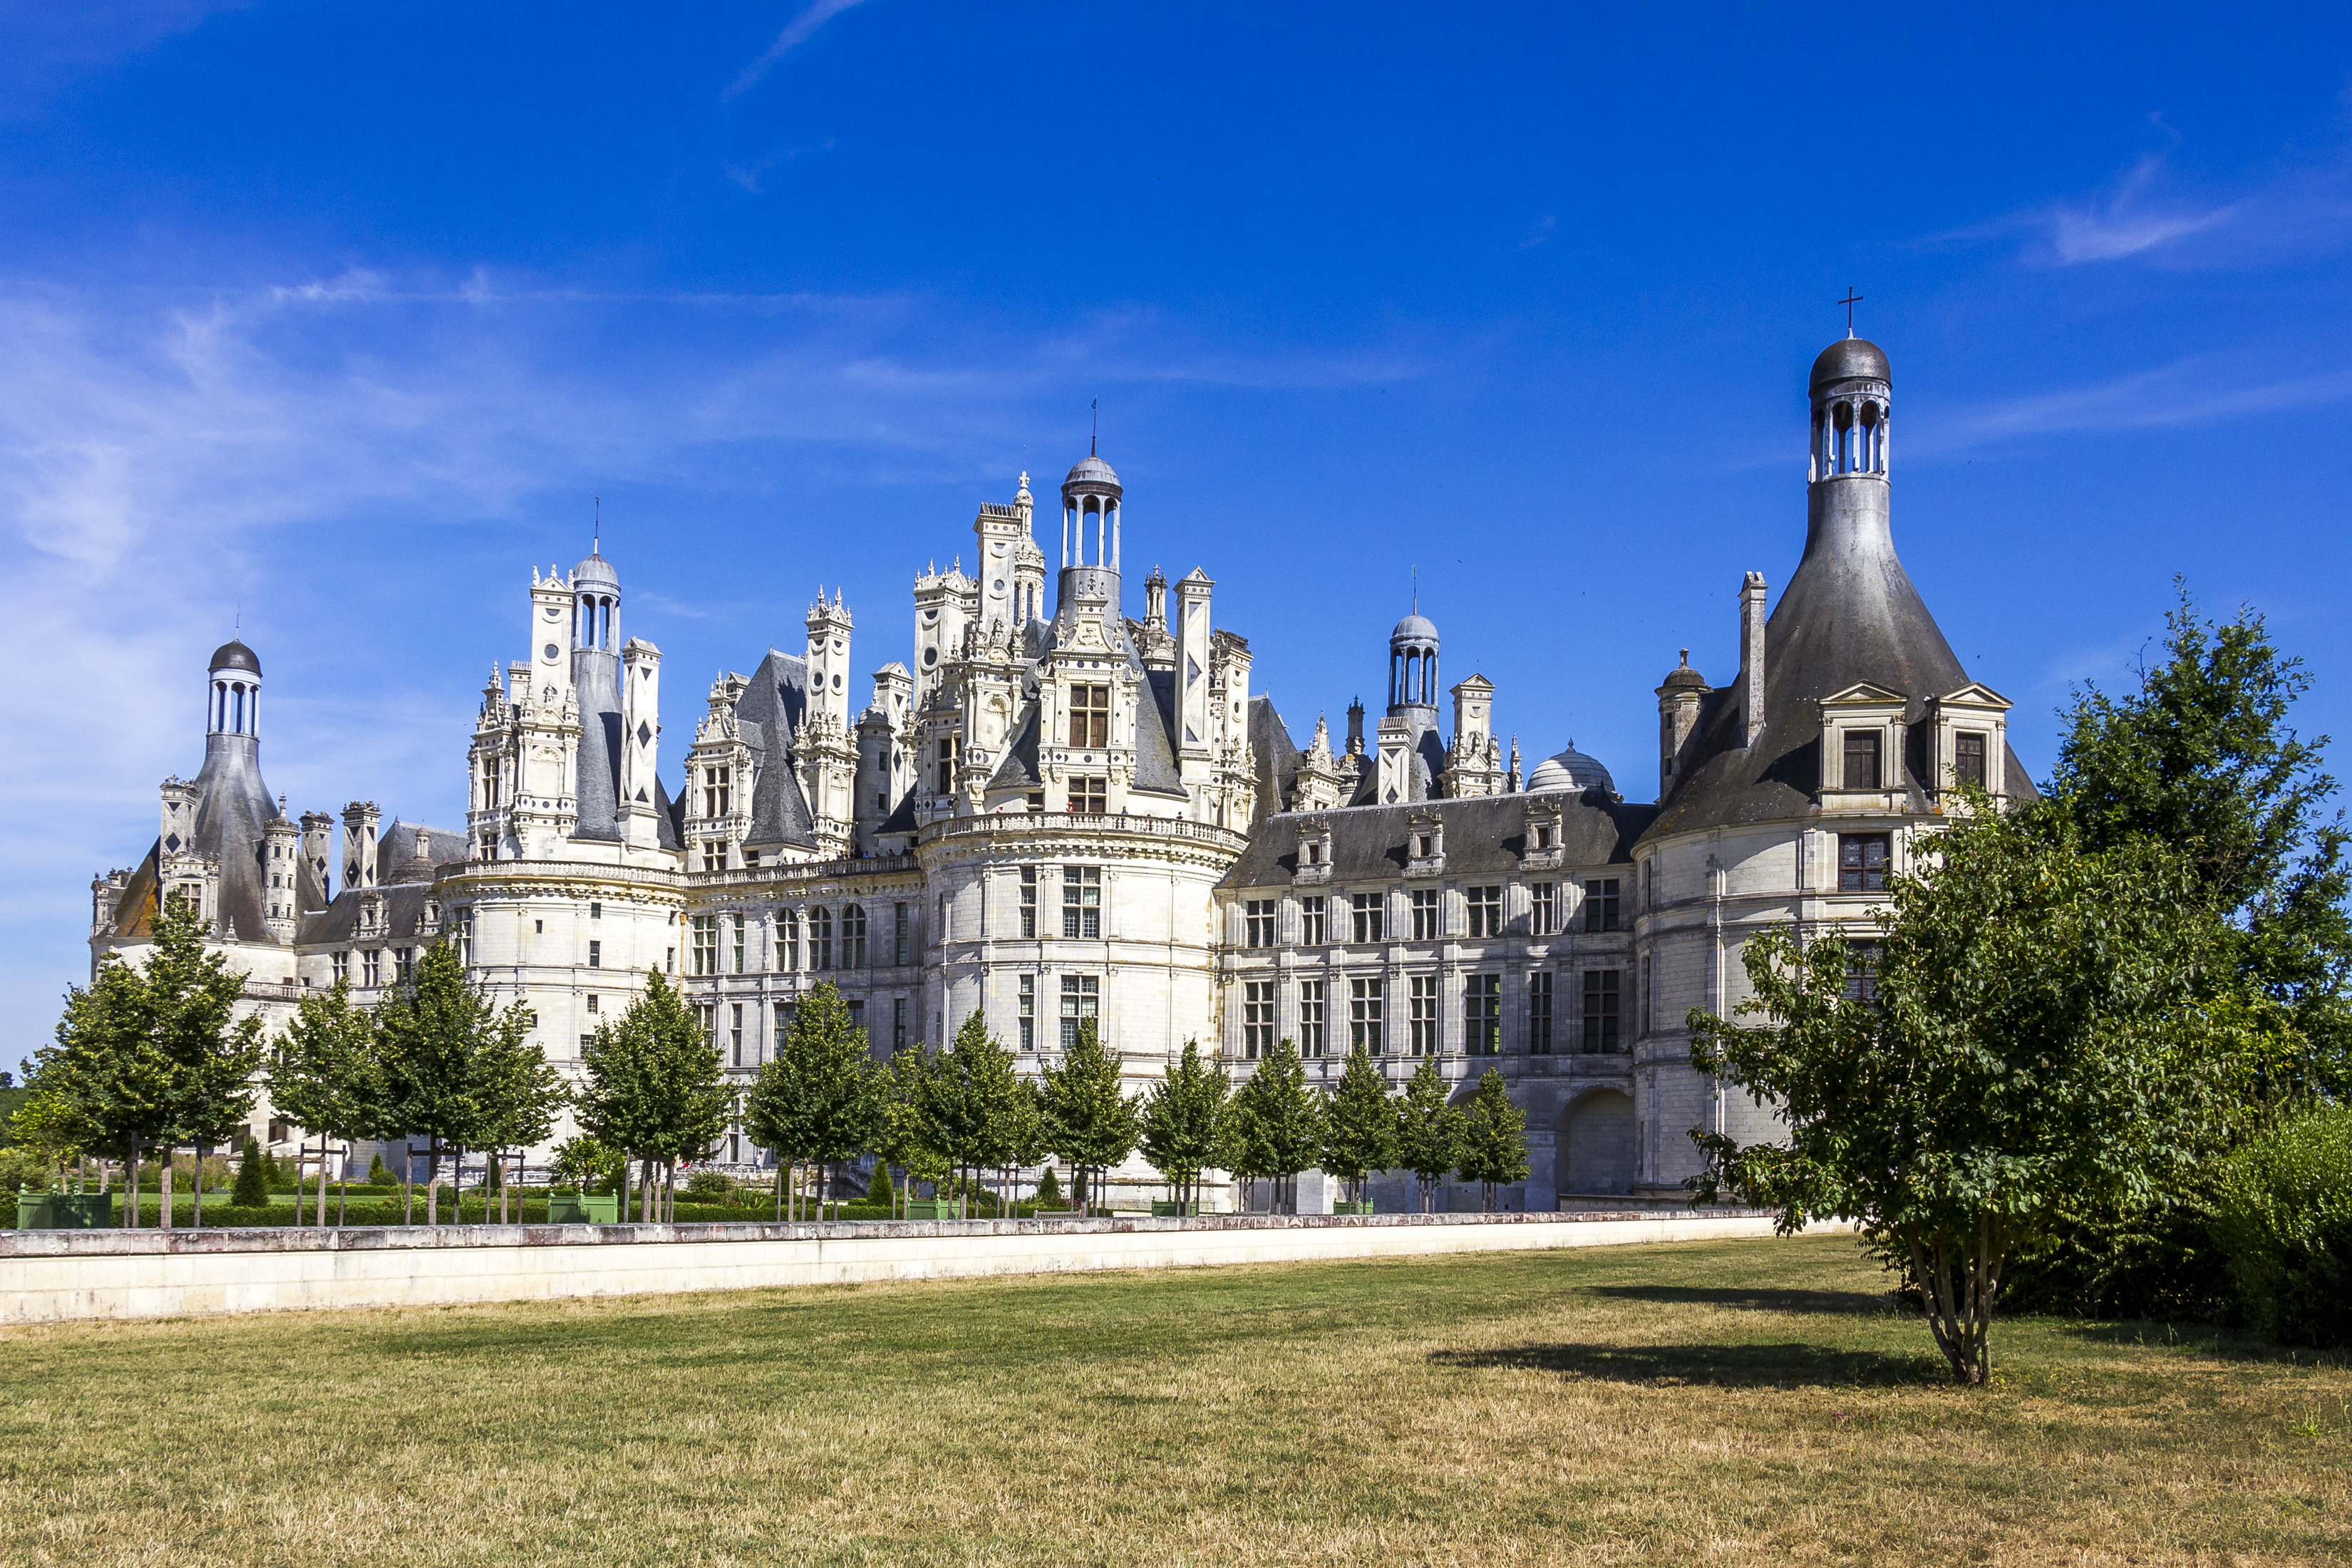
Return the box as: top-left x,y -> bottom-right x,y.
1063,454 -> 1122,495
573,550 -> 619,589
1391,612 -> 1438,644
209,639 -> 262,676
1527,743 -> 1614,796
1810,336 -> 1890,392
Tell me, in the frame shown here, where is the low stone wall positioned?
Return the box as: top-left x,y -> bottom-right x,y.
0,1211 -> 1843,1326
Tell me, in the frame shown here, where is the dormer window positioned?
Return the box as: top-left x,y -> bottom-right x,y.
1954,732 -> 1986,788
1842,729 -> 1882,790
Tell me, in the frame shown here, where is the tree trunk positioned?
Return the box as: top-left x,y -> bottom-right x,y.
160,1147 -> 174,1229
773,1161 -> 784,1222
338,1143 -> 349,1227
425,1141 -> 441,1227
191,1145 -> 205,1228
125,1140 -> 139,1228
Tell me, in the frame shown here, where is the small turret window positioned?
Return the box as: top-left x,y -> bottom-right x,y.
1842,729 -> 1882,791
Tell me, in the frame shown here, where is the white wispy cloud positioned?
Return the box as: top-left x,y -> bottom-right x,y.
1944,140 -> 2352,270
726,0 -> 877,100
1916,354 -> 2352,453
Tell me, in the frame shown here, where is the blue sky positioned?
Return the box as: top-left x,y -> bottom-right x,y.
6,2 -> 2352,1071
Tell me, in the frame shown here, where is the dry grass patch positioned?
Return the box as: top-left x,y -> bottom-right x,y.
1,1234 -> 2346,1565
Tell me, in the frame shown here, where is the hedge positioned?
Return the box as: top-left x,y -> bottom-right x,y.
2214,1108 -> 2352,1349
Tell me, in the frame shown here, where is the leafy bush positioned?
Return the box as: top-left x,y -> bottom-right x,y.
684,1171 -> 734,1199
2214,1110 -> 2352,1348
1032,1166 -> 1060,1208
368,1152 -> 388,1184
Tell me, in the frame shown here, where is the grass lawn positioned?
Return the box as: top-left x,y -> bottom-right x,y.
1,1234 -> 2346,1566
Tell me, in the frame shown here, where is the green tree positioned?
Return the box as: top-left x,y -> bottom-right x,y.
143,897 -> 267,1227
473,1016 -> 569,1224
743,981 -> 884,1222
875,1041 -> 942,1217
1031,1163 -> 1061,1209
230,1136 -> 271,1207
1321,1043 -> 1399,1208
1454,1069 -> 1530,1212
940,1012 -> 1033,1216
1396,1058 -> 1462,1214
574,969 -> 731,1222
1137,1038 -> 1227,1216
550,1134 -> 619,1196
2005,588 -> 2352,1316
267,981 -> 378,1226
1688,797 -> 2230,1384
1038,1018 -> 1138,1214
8,1083 -> 98,1195
374,941 -> 533,1224
1228,1039 -> 1324,1214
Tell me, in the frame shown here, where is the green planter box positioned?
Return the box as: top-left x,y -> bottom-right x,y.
16,1192 -> 115,1229
902,1199 -> 966,1220
1150,1201 -> 1190,1217
1332,1200 -> 1375,1215
546,1194 -> 620,1224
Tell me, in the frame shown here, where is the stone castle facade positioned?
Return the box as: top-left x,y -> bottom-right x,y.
89,334 -> 2030,1209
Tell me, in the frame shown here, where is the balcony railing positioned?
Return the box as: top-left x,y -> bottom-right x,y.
920,812 -> 1249,854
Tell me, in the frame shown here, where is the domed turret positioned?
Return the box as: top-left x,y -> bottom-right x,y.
1527,743 -> 1615,797
208,638 -> 262,737
1056,446 -> 1125,615
1810,336 -> 1889,393
573,548 -> 619,654
1810,335 -> 1891,484
1387,604 -> 1439,716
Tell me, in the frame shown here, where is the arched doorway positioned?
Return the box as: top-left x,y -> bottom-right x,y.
1558,1089 -> 1635,1198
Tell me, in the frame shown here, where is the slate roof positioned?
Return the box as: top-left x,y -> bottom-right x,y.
1249,696 -> 1301,822
105,732 -> 320,943
736,649 -> 817,850
571,646 -> 624,841
377,820 -> 468,884
1221,791 -> 1651,891
1643,403 -> 2037,842
296,880 -> 447,947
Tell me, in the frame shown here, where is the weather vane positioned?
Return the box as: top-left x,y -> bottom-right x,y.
1839,287 -> 1864,336
1090,398 -> 1098,456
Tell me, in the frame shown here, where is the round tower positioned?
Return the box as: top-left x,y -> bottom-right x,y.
572,549 -> 621,656
1058,452 -> 1123,617
1386,610 -> 1439,721
1807,334 -> 1892,562
207,638 -> 263,741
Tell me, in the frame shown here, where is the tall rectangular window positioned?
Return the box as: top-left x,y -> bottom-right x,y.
731,913 -> 746,974
1060,974 -> 1098,1048
847,999 -> 865,1041
1530,882 -> 1555,936
894,902 -> 910,965
1466,885 -> 1502,938
775,909 -> 799,971
1244,899 -> 1276,948
1351,892 -> 1383,944
1843,728 -> 1882,790
1018,974 -> 1036,1052
1408,976 -> 1438,1056
773,1000 -> 793,1040
1954,732 -> 1987,788
1410,888 -> 1440,941
1350,977 -> 1384,1053
397,947 -> 416,981
1299,895 -> 1326,947
1464,974 -> 1501,1055
1019,867 -> 1038,938
1528,971 -> 1554,1054
1069,776 -> 1108,815
703,765 -> 732,819
361,949 -> 381,988
698,1004 -> 716,1043
842,904 -> 868,969
690,916 -> 715,976
331,950 -> 348,984
1067,684 -> 1110,748
936,738 -> 955,794
1298,979 -> 1326,1058
1839,834 -> 1891,892
892,996 -> 907,1053
730,1003 -> 743,1068
1844,938 -> 1883,1003
1584,878 -> 1621,932
809,907 -> 832,971
1242,980 -> 1274,1060
1063,865 -> 1102,939
1583,970 -> 1621,1053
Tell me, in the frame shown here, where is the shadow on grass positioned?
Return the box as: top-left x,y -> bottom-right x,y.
1582,1284 -> 1903,1316
1432,1340 -> 1940,1388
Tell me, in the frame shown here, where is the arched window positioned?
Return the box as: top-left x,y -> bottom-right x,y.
808,906 -> 832,971
842,903 -> 867,969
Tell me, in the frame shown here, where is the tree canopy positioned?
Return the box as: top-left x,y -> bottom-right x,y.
1319,1043 -> 1399,1207
1137,1038 -> 1227,1215
1689,796 -> 2233,1383
1038,1018 -> 1138,1212
1396,1058 -> 1461,1213
1454,1068 -> 1530,1211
